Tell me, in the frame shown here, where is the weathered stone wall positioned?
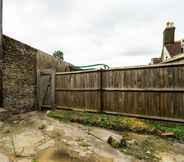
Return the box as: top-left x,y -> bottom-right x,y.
2,35 -> 37,112
1,35 -> 73,112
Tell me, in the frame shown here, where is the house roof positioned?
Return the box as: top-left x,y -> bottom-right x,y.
165,41 -> 182,57
162,53 -> 184,64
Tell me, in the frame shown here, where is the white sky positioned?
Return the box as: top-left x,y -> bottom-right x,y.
3,0 -> 184,67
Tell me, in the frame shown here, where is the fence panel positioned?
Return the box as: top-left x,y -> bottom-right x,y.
0,70 -> 2,106
55,64 -> 184,122
101,65 -> 184,119
56,70 -> 101,112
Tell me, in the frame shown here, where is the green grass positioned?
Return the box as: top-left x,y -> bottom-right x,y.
148,120 -> 184,140
48,110 -> 184,141
32,160 -> 38,162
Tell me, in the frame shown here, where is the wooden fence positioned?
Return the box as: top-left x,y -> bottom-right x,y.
0,70 -> 2,106
40,63 -> 184,122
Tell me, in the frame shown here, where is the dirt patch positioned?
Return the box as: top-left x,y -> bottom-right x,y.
48,110 -> 184,161
0,111 -> 184,162
48,110 -> 184,141
37,147 -> 113,162
119,133 -> 170,161
0,112 -> 134,162
37,147 -> 80,162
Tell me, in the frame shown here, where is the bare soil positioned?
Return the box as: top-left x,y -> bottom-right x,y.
0,111 -> 183,162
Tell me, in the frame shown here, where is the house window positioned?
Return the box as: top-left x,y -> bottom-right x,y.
181,39 -> 184,53
182,47 -> 184,53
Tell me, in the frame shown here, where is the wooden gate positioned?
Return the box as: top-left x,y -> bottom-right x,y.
37,69 -> 55,110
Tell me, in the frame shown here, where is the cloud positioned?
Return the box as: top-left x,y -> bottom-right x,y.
3,0 -> 184,67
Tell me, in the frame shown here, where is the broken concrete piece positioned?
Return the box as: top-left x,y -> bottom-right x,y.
161,132 -> 175,137
107,136 -> 127,148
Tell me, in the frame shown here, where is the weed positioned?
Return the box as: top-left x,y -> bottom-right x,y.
107,136 -> 160,162
32,160 -> 38,162
148,121 -> 184,140
48,110 -> 184,141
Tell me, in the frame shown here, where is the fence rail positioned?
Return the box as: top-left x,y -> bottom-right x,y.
40,63 -> 184,122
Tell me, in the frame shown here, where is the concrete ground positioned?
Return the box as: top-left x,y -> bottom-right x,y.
0,111 -> 183,162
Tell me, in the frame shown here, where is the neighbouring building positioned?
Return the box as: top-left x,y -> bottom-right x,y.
151,22 -> 184,64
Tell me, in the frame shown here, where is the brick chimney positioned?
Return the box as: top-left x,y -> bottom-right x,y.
163,22 -> 175,45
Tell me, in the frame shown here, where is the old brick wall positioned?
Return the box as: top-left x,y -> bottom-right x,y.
1,35 -> 72,113
2,35 -> 37,112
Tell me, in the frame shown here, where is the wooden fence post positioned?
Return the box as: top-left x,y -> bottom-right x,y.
99,69 -> 103,112
51,70 -> 56,110
37,70 -> 41,110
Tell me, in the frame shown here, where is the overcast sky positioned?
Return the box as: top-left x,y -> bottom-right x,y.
3,0 -> 184,67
